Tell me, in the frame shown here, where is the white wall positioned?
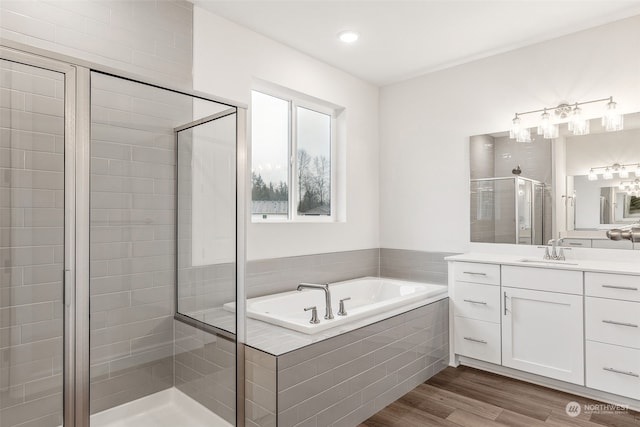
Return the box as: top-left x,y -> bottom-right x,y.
380,15 -> 640,253
193,8 -> 380,260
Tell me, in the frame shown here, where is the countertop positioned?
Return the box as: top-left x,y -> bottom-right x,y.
446,252 -> 640,276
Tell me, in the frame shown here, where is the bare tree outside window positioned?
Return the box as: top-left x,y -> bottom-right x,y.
251,91 -> 333,220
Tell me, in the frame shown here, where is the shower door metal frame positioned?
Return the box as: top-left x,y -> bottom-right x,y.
0,46 -> 81,427
2,39 -> 248,427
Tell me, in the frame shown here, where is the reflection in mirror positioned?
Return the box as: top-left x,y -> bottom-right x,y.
469,133 -> 552,245
564,112 -> 640,249
471,111 -> 640,249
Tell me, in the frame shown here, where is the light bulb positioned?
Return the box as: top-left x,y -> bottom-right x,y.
587,169 -> 598,181
537,110 -> 550,135
516,128 -> 532,143
509,115 -> 521,139
618,165 -> 629,179
603,167 -> 613,180
603,99 -> 623,132
568,104 -> 589,136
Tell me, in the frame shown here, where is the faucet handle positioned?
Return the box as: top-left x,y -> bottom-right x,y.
304,306 -> 320,324
337,297 -> 351,316
557,248 -> 565,261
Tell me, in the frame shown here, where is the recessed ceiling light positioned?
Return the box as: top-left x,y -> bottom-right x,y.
338,30 -> 359,43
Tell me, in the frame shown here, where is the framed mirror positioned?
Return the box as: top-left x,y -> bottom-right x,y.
471,111 -> 640,249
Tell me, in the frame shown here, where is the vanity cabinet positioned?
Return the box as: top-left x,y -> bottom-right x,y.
585,272 -> 640,399
502,286 -> 584,385
501,266 -> 584,385
450,260 -> 640,402
452,262 -> 501,364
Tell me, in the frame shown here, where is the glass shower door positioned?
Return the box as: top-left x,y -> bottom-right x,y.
0,57 -> 67,427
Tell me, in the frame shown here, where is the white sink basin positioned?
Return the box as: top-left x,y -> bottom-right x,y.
518,258 -> 579,266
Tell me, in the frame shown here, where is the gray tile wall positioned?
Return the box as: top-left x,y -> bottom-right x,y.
0,60 -> 65,427
245,346 -> 277,427
246,249 -> 380,298
380,248 -> 454,285
89,72 -> 194,414
174,321 -> 236,424
0,0 -> 193,87
245,299 -> 449,427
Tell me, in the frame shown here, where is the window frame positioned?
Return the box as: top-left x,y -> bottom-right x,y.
251,89 -> 337,223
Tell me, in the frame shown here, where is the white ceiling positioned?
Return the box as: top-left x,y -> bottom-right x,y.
193,1 -> 640,86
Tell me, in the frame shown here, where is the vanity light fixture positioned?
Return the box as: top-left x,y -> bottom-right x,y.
619,178 -> 640,195
509,96 -> 623,142
587,163 -> 638,181
509,114 -> 531,143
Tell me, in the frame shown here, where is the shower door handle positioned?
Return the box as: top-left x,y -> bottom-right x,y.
64,269 -> 72,308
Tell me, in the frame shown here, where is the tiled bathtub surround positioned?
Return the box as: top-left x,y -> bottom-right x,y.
246,248 -> 453,300
246,249 -> 380,298
380,248 -> 454,285
245,299 -> 449,427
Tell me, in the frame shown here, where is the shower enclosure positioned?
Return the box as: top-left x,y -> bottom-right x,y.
470,177 -> 546,245
1,45 -> 245,427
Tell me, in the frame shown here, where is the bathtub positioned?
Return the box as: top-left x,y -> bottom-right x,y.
226,276 -> 448,334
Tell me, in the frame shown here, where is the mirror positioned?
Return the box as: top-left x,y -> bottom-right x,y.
469,132 -> 552,245
471,111 -> 640,249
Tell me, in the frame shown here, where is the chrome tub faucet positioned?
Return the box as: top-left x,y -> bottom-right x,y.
297,282 -> 334,320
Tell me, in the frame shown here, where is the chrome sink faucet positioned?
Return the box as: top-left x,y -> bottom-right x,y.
545,239 -> 565,260
297,282 -> 334,320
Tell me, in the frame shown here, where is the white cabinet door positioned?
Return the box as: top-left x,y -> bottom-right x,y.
502,287 -> 584,385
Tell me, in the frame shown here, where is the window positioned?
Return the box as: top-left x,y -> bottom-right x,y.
251,89 -> 336,221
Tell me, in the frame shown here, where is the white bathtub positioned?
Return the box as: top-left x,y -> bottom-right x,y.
226,277 -> 448,334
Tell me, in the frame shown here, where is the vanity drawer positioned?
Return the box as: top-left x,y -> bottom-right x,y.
591,239 -> 633,250
454,262 -> 500,286
502,266 -> 583,295
585,272 -> 640,302
454,316 -> 501,364
586,297 -> 640,349
586,340 -> 640,400
561,238 -> 592,248
454,281 -> 501,323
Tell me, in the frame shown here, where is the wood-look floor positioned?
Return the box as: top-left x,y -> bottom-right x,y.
360,366 -> 640,427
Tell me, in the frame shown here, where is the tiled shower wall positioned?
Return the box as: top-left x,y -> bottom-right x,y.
89,72 -> 194,413
0,0 -> 193,86
0,59 -> 65,427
